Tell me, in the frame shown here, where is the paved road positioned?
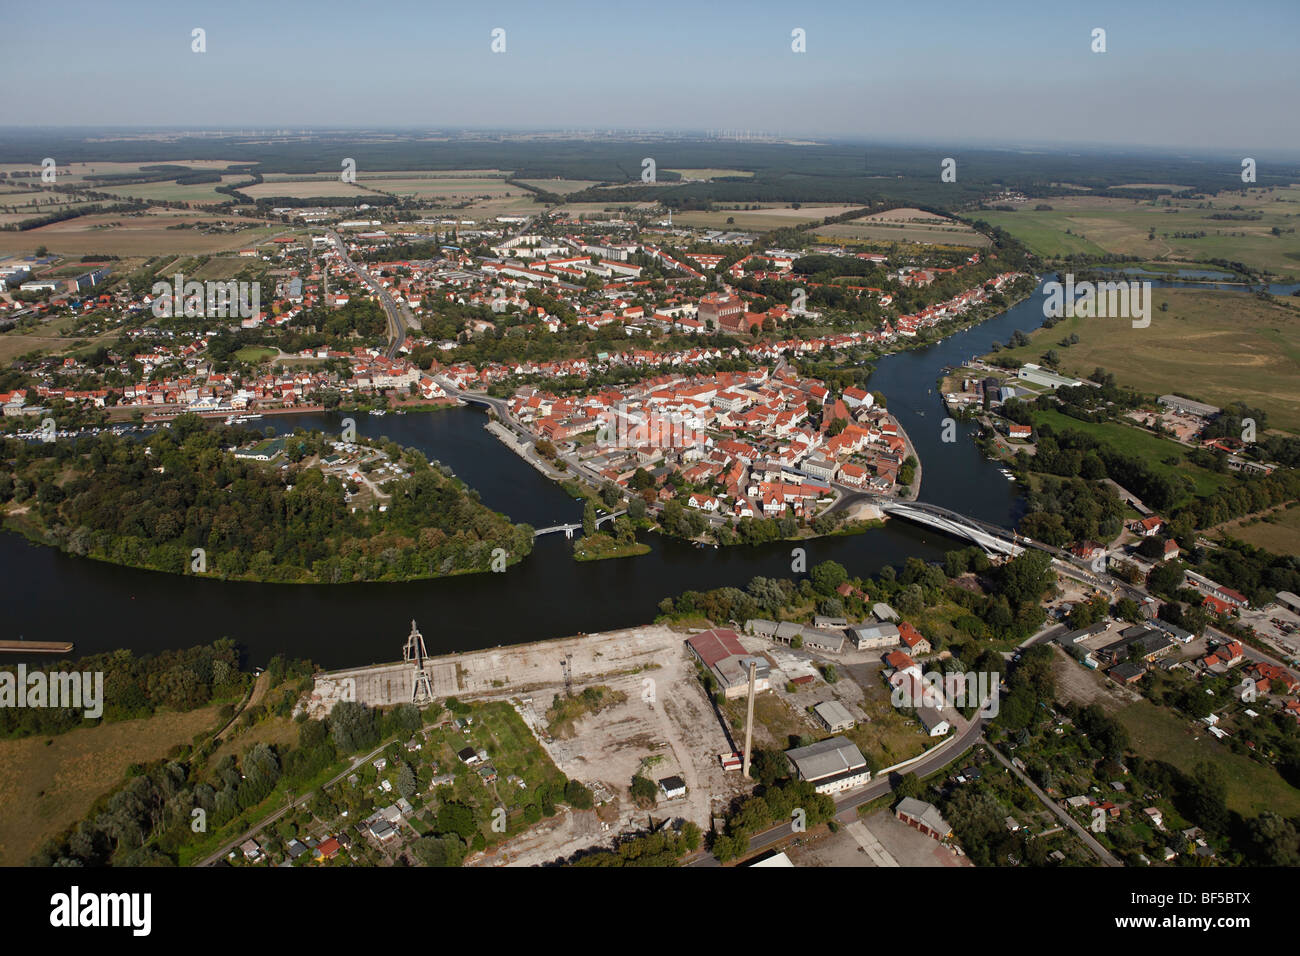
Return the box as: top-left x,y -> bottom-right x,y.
328,231 -> 408,360
687,621 -> 1066,867
1209,625 -> 1300,685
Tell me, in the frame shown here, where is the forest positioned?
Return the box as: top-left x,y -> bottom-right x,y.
0,415 -> 534,583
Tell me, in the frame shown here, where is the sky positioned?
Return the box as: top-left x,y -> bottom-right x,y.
2,0 -> 1298,153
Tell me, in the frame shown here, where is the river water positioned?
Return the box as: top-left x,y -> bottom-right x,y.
10,273 -> 1273,668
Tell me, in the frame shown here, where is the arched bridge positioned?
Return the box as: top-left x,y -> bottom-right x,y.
534,510 -> 626,539
877,500 -> 1024,556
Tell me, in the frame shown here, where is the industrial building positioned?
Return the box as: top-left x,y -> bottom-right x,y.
850,622 -> 901,650
813,699 -> 856,733
1158,394 -> 1221,419
785,736 -> 871,794
745,618 -> 844,653
686,628 -> 770,699
1017,363 -> 1087,390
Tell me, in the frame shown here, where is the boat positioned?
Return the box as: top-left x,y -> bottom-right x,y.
369,409 -> 387,417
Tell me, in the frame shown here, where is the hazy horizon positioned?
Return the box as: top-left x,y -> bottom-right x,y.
2,0 -> 1297,152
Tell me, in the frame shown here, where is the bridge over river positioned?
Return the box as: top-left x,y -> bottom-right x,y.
875,499 -> 1024,556
534,510 -> 626,539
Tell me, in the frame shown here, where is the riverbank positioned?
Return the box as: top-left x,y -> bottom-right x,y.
0,278 -> 1055,667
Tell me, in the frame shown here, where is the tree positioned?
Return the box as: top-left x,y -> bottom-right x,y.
1147,560 -> 1185,597
1246,811 -> 1300,866
434,802 -> 478,841
630,774 -> 657,807
564,779 -> 594,809
396,762 -> 418,801
582,499 -> 597,537
411,835 -> 466,867
893,772 -> 922,801
1114,597 -> 1143,623
329,701 -> 378,753
810,560 -> 848,595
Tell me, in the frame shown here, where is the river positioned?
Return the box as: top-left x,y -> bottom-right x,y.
3,273 -> 1245,668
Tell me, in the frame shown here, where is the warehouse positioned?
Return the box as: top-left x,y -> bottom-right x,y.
813,700 -> 856,733
785,736 -> 871,794
850,622 -> 900,650
1158,394 -> 1221,419
686,628 -> 770,699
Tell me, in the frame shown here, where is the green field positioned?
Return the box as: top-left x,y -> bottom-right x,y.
1027,407 -> 1232,502
975,186 -> 1300,275
671,203 -> 866,231
817,220 -> 991,247
993,287 -> 1300,433
234,346 -> 278,363
516,179 -> 604,194
99,175 -> 247,205
1117,699 -> 1300,819
1215,503 -> 1300,555
0,704 -> 223,865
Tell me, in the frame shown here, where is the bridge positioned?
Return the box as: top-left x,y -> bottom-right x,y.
877,500 -> 1024,556
534,510 -> 626,539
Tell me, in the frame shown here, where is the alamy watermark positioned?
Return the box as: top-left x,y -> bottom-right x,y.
594,403 -> 707,450
0,665 -> 104,719
151,273 -> 261,319
1042,273 -> 1151,328
50,886 -> 150,936
891,669 -> 999,718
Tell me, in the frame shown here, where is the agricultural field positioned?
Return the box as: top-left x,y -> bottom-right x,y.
671,203 -> 867,231
97,174 -> 248,205
516,179 -> 604,194
364,177 -> 519,201
0,160 -> 238,187
246,170 -> 517,203
0,190 -> 101,227
817,217 -> 990,247
1214,503 -> 1300,556
0,210 -> 281,257
240,179 -> 369,200
974,186 -> 1300,274
993,287 -> 1300,433
547,200 -> 657,218
0,704 -> 223,866
664,168 -> 755,180
259,168 -> 511,181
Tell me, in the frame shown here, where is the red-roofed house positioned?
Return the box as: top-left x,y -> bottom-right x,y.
898,622 -> 931,655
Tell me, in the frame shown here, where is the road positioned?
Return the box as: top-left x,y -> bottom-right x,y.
197,730 -> 414,867
984,740 -> 1122,866
686,620 -> 1069,867
328,230 -> 412,360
